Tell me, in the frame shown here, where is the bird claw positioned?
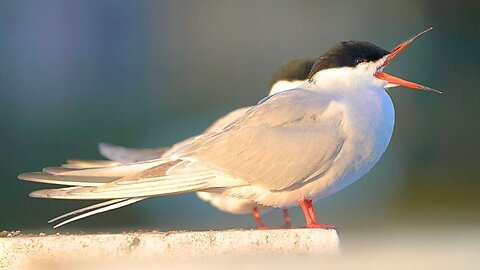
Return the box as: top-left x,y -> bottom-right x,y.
305,223 -> 337,230
257,226 -> 280,230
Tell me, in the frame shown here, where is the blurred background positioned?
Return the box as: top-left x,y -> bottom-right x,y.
0,0 -> 478,246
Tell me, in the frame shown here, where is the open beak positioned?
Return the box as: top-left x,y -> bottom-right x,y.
374,27 -> 441,93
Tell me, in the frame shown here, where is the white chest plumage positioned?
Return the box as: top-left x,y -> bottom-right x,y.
318,86 -> 395,198
259,68 -> 395,203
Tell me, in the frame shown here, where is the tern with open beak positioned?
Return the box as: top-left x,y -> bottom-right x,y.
19,28 -> 439,229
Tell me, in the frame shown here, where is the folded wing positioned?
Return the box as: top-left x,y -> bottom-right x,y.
174,89 -> 346,191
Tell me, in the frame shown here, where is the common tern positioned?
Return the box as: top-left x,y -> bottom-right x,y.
19,28 -> 439,229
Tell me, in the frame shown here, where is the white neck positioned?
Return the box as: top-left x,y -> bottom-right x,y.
269,80 -> 307,95
307,66 -> 387,94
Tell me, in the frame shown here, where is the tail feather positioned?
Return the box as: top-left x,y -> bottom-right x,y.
52,197 -> 146,228
48,198 -> 128,224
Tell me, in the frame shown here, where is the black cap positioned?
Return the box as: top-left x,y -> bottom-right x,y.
308,41 -> 390,80
269,58 -> 315,88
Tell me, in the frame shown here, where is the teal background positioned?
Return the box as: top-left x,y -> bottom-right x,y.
0,0 -> 478,234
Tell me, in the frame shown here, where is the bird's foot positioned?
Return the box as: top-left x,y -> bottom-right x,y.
257,226 -> 280,230
305,222 -> 336,230
282,209 -> 291,229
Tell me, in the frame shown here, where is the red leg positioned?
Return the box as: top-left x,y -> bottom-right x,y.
307,202 -> 319,224
282,208 -> 291,228
298,199 -> 336,229
252,207 -> 276,230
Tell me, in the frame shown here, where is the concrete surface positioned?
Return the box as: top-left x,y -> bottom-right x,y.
0,229 -> 339,269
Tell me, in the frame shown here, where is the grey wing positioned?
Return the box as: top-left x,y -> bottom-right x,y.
204,107 -> 251,133
160,107 -> 252,157
99,142 -> 170,163
28,159 -> 247,200
174,89 -> 346,191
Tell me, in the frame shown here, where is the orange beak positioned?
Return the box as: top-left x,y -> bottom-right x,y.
374,27 -> 441,93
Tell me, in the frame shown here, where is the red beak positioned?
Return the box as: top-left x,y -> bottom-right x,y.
374,27 -> 441,93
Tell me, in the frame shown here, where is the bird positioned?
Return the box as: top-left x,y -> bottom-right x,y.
19,28 -> 439,229
66,58 -> 315,229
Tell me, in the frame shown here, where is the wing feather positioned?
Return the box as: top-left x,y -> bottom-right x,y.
19,158 -> 170,186
99,142 -> 169,163
28,160 -> 247,200
63,160 -> 121,169
18,172 -> 114,186
20,90 -> 344,205
174,90 -> 346,191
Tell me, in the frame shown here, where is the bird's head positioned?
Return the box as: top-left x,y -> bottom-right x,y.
308,27 -> 440,93
268,58 -> 315,95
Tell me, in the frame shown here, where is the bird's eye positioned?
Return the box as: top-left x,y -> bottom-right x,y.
354,58 -> 367,64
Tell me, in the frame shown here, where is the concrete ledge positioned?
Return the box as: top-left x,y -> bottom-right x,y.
1,229 -> 339,269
